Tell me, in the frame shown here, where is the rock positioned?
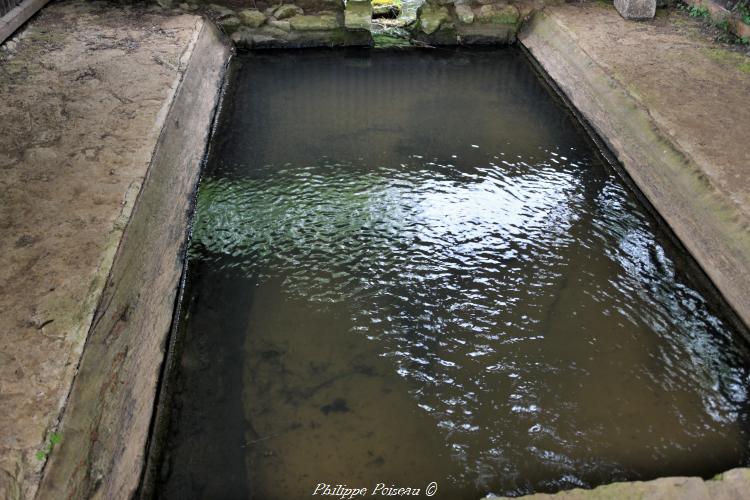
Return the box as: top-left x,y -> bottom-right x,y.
238,9 -> 267,28
614,0 -> 656,20
372,0 -> 402,17
475,4 -> 519,25
156,0 -> 173,8
455,4 -> 475,24
267,19 -> 292,32
345,0 -> 373,30
289,14 -> 341,30
295,0 -> 344,14
274,4 -> 304,19
416,2 -> 452,35
217,15 -> 242,33
208,3 -> 236,18
260,25 -> 292,37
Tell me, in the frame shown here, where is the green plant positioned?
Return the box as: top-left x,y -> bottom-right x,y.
689,4 -> 711,19
35,432 -> 61,461
680,1 -> 750,45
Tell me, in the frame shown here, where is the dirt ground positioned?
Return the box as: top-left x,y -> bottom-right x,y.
0,1 -> 205,497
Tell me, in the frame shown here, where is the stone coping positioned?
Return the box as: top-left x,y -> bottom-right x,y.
486,467 -> 750,499
0,1 -> 230,497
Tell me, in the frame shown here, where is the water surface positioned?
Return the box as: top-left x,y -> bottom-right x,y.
158,49 -> 750,499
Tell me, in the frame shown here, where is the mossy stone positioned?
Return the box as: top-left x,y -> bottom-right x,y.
475,4 -> 519,25
274,4 -> 304,19
239,9 -> 267,28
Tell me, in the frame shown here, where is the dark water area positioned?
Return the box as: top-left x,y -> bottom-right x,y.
156,48 -> 750,499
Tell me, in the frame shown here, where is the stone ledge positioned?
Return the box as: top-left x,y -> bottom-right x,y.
35,18 -> 230,500
485,467 -> 750,498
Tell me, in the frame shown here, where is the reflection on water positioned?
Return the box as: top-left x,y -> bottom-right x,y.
158,49 -> 750,499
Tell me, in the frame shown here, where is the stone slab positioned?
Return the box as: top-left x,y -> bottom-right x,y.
0,1 -> 230,497
486,467 -> 750,498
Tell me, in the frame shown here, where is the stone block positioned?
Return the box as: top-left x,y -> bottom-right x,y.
289,14 -> 341,30
614,0 -> 656,20
455,4 -> 475,24
274,4 -> 304,19
238,9 -> 267,28
475,4 -> 519,25
267,19 -> 292,32
345,0 -> 372,31
217,15 -> 241,33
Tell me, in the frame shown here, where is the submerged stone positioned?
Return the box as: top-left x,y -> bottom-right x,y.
239,9 -> 267,28
416,2 -> 451,35
267,19 -> 292,32
372,0 -> 402,18
614,0 -> 656,19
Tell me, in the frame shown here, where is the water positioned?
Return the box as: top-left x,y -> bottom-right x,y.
156,49 -> 750,499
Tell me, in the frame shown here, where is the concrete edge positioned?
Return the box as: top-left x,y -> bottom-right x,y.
0,0 -> 51,45
519,10 -> 750,333
33,19 -> 232,500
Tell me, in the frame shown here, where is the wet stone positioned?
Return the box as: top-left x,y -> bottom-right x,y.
321,398 -> 350,415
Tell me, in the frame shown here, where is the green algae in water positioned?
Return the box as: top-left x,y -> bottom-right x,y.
159,49 -> 750,500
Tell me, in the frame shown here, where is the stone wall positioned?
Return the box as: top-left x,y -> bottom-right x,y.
164,0 -> 551,48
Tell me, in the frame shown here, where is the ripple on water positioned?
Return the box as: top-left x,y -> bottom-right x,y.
164,49 -> 750,500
